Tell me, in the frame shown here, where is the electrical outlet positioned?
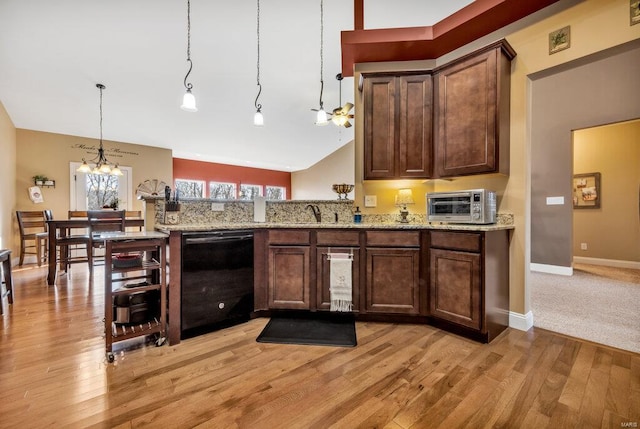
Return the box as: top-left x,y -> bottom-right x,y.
211,202 -> 225,211
580,243 -> 588,250
364,195 -> 377,208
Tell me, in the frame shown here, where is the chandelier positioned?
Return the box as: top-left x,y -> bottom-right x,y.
77,84 -> 123,176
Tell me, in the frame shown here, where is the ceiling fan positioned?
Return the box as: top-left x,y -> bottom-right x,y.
331,73 -> 354,128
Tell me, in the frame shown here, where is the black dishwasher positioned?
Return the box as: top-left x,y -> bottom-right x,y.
181,230 -> 254,339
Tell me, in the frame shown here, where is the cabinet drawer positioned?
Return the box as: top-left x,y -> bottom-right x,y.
366,231 -> 420,247
316,230 -> 360,246
268,229 -> 310,245
430,231 -> 481,252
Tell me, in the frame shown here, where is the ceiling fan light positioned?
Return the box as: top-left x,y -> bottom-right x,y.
181,89 -> 197,112
316,108 -> 328,125
254,110 -> 264,126
332,115 -> 347,126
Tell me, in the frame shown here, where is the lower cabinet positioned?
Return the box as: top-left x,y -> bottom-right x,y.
268,246 -> 310,309
255,227 -> 510,343
316,246 -> 360,311
364,231 -> 421,315
267,230 -> 311,310
365,247 -> 420,314
428,230 -> 510,342
429,247 -> 481,328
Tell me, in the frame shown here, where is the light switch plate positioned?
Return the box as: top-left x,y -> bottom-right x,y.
211,202 -> 225,211
546,196 -> 565,205
364,195 -> 377,207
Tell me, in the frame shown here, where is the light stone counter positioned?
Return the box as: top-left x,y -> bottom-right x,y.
151,198 -> 514,233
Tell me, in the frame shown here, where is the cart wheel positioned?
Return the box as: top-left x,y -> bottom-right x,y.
107,352 -> 115,363
155,336 -> 166,347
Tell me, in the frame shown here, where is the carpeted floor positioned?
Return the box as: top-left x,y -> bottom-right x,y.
530,263 -> 640,354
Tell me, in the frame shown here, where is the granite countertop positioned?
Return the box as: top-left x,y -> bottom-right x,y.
155,221 -> 514,233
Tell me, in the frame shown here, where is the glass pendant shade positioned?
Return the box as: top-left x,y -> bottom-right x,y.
99,163 -> 112,174
254,110 -> 264,126
77,161 -> 92,173
110,165 -> 123,176
181,89 -> 197,112
316,108 -> 328,125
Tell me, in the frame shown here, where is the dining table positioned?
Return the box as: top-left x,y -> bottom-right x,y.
46,218 -> 145,285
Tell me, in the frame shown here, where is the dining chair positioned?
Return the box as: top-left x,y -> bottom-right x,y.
88,210 -> 126,265
125,210 -> 143,231
55,212 -> 93,277
16,210 -> 50,266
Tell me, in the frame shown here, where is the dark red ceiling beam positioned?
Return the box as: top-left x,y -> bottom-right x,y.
341,0 -> 563,76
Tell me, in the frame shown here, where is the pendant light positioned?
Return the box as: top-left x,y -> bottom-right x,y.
315,0 -> 328,125
77,84 -> 123,176
180,0 -> 197,112
253,0 -> 264,126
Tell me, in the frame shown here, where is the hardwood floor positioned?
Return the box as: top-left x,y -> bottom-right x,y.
1,263 -> 639,428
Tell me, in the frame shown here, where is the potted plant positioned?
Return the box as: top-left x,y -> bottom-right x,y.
32,174 -> 48,186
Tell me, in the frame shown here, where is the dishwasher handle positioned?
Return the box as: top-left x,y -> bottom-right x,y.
184,234 -> 253,244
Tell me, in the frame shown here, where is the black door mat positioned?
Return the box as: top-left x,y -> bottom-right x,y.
256,314 -> 357,347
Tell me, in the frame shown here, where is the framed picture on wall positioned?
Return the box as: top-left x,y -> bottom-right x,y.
573,172 -> 601,209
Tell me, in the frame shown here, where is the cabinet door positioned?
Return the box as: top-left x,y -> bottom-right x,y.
316,247 -> 360,311
398,74 -> 433,178
435,48 -> 498,177
365,248 -> 420,314
268,246 -> 310,309
363,75 -> 396,179
429,248 -> 481,329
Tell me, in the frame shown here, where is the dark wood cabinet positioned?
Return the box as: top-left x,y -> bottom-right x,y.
253,226 -> 510,343
363,73 -> 433,180
429,247 -> 482,329
266,230 -> 311,310
364,231 -> 421,315
434,41 -> 515,177
315,230 -> 360,311
428,230 -> 510,342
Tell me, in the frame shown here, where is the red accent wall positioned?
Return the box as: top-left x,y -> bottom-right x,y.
172,158 -> 292,199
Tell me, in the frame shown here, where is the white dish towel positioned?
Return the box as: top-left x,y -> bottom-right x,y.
329,253 -> 353,312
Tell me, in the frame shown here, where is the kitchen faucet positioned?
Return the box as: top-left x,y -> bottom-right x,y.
306,204 -> 321,223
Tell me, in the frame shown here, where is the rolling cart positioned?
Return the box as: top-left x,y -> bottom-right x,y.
103,231 -> 168,362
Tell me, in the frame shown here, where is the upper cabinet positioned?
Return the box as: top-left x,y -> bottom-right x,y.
363,73 -> 433,180
434,41 -> 515,177
361,39 -> 515,180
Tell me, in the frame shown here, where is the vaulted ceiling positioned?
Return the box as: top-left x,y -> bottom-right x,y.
0,0 -> 564,172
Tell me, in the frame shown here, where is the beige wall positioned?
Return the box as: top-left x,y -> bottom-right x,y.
0,101 -> 17,252
15,129 -> 173,246
291,140 -> 355,200
573,119 -> 640,262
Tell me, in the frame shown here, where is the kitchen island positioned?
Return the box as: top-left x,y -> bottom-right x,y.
157,219 -> 513,346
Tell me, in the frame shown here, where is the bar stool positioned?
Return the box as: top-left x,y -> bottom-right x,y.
0,249 -> 13,315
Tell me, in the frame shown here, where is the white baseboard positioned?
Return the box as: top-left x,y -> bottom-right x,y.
509,311 -> 533,331
530,263 -> 573,276
573,256 -> 640,270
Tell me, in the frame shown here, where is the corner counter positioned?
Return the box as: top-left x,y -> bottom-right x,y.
162,220 -> 513,346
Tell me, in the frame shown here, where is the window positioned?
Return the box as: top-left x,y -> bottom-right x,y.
175,179 -> 205,198
70,162 -> 132,211
239,184 -> 262,200
209,182 -> 237,200
86,174 -> 119,209
265,186 -> 286,200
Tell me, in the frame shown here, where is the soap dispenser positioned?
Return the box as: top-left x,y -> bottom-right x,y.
354,206 -> 362,223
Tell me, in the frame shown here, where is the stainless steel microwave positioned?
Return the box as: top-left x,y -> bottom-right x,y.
427,189 -> 496,224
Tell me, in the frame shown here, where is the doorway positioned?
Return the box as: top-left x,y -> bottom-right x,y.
572,119 -> 640,269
